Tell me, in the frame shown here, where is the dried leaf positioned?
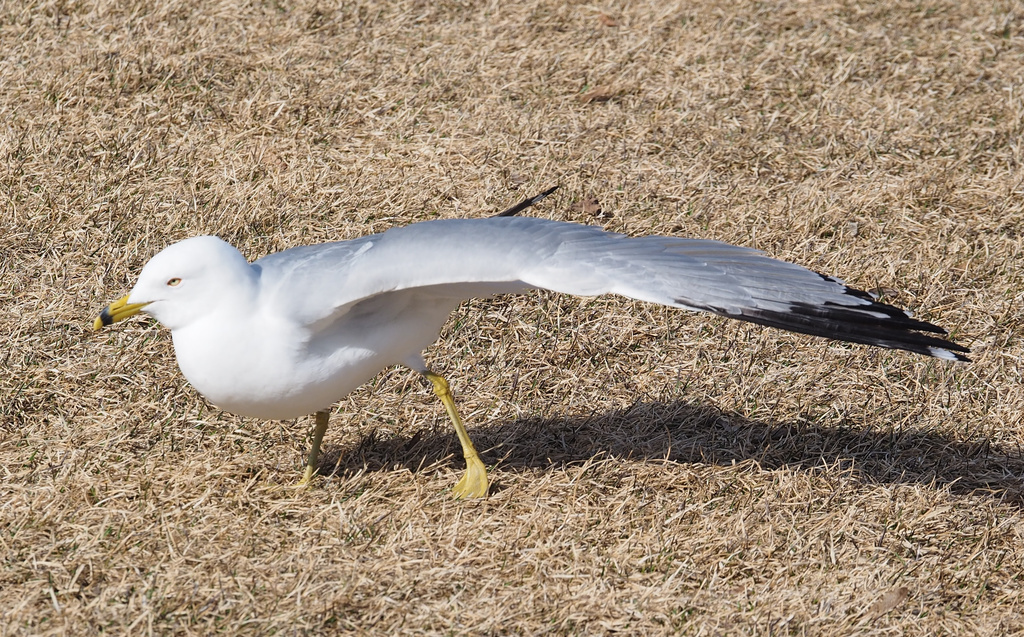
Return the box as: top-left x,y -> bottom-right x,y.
570,196 -> 607,218
869,587 -> 910,617
577,85 -> 625,104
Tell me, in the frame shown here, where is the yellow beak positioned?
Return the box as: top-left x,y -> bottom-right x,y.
94,295 -> 150,330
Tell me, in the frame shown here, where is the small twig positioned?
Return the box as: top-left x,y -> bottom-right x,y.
493,185 -> 559,217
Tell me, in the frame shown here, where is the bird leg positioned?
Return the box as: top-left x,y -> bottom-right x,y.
299,409 -> 331,485
423,371 -> 489,499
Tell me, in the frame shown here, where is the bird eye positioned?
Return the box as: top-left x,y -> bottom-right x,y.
167,278 -> 182,287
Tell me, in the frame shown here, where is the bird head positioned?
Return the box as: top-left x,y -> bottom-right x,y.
94,236 -> 256,332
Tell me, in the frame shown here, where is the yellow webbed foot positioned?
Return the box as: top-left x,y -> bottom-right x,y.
297,464 -> 317,488
452,453 -> 489,499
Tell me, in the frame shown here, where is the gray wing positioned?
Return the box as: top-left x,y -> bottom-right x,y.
252,217 -> 969,361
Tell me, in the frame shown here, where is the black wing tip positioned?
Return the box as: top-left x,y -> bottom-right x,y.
832,280 -> 953,336
493,185 -> 560,217
732,303 -> 971,362
685,276 -> 971,362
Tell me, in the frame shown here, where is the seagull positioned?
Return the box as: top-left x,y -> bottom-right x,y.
94,205 -> 969,498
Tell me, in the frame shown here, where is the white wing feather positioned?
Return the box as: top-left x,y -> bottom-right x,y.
252,217 -> 967,360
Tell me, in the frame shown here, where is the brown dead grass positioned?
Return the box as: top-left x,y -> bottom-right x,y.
2,0 -> 1024,634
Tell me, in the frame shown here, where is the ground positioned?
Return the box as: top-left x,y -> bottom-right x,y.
2,0 -> 1023,634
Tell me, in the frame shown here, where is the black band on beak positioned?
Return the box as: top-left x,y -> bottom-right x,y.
98,306 -> 116,327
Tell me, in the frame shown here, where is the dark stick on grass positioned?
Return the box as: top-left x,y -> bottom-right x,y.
493,185 -> 559,217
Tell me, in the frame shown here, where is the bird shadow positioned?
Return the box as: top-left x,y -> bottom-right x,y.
317,399 -> 1024,507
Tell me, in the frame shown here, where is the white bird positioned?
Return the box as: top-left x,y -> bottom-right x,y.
95,214 -> 969,497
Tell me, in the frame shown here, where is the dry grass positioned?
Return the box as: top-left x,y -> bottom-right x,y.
2,0 -> 1024,633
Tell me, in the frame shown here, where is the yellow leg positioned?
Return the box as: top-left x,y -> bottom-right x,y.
299,409 -> 330,486
423,371 -> 488,499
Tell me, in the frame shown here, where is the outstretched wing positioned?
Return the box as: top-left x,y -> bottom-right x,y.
252,217 -> 969,361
